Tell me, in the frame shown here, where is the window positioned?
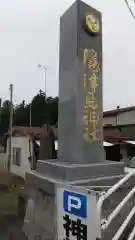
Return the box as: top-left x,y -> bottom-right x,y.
12,147 -> 21,166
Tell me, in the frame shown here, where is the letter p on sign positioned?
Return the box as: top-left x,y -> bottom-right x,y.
63,191 -> 87,218
68,195 -> 82,212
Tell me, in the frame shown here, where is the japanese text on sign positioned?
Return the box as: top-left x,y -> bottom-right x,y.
83,48 -> 100,142
63,214 -> 87,240
63,191 -> 87,240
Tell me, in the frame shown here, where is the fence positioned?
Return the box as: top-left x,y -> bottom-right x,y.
97,169 -> 135,240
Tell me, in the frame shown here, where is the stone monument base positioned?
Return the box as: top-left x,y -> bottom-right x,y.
26,160 -> 125,195
24,160 -> 135,240
24,161 -> 135,240
36,160 -> 125,181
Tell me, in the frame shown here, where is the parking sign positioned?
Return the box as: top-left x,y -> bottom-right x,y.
56,183 -> 98,240
63,191 -> 87,218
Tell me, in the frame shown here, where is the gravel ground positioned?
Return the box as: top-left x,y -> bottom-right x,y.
0,215 -> 27,240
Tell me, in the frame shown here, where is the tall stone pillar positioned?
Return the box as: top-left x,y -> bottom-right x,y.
26,0 -> 124,188
58,0 -> 104,164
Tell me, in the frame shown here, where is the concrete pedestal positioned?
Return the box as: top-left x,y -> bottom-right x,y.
23,161 -> 135,240
23,187 -> 56,240
26,160 -> 125,194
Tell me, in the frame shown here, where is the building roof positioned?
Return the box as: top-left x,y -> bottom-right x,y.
104,123 -> 135,129
5,124 -> 134,143
11,126 -> 42,139
6,125 -> 58,140
103,106 -> 135,117
104,130 -> 135,142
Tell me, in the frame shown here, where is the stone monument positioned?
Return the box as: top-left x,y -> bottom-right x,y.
23,1 -> 125,239
58,0 -> 105,164
28,0 -> 124,186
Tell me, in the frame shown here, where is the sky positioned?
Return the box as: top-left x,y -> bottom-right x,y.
0,0 -> 135,110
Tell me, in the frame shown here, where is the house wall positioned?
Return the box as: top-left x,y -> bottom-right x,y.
103,110 -> 135,126
7,137 -> 32,179
104,127 -> 120,138
120,125 -> 135,137
117,110 -> 135,125
103,116 -> 117,126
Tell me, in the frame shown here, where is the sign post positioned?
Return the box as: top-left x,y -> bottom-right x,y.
56,183 -> 99,240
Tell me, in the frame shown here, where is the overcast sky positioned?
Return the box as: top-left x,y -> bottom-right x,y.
0,0 -> 135,110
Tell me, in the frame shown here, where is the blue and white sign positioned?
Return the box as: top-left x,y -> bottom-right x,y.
63,190 -> 87,218
56,183 -> 99,240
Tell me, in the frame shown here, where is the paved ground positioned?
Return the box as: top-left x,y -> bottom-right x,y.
0,215 -> 27,240
0,162 -> 27,240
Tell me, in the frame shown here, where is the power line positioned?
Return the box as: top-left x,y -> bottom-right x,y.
125,0 -> 135,21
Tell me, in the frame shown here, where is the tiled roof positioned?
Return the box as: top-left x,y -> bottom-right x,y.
12,126 -> 42,139
5,125 -> 134,142
103,106 -> 135,117
7,125 -> 58,140
104,130 -> 134,140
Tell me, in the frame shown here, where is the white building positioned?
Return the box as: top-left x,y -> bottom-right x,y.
6,126 -> 41,179
103,106 -> 135,126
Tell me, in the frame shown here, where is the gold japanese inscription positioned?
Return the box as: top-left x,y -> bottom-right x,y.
84,74 -> 87,89
89,73 -> 98,93
83,48 -> 100,142
88,49 -> 100,72
83,48 -> 89,66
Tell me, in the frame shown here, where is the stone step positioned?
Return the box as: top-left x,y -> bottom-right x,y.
36,160 -> 124,181
70,174 -> 124,187
71,173 -> 135,189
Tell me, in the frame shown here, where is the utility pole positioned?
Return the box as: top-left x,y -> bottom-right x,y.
30,103 -> 32,127
29,103 -> 32,169
37,64 -> 47,99
38,64 -> 48,122
8,84 -> 13,172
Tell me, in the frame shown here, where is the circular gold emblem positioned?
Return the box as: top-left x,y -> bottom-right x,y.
85,14 -> 100,34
